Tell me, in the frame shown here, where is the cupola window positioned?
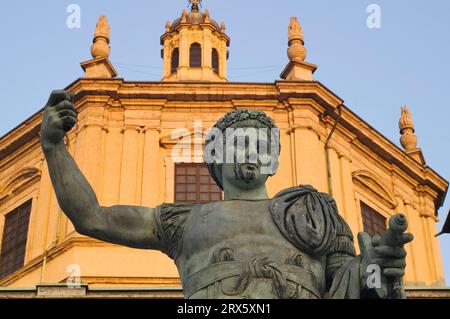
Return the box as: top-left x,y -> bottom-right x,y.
171,48 -> 179,73
212,49 -> 219,73
190,43 -> 202,67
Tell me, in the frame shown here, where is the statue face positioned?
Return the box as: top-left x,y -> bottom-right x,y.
220,127 -> 276,190
204,111 -> 281,191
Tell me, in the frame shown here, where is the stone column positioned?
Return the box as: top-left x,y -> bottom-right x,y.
396,196 -> 417,284
80,125 -> 103,192
289,106 -> 327,193
405,199 -> 432,285
425,215 -> 445,285
163,41 -> 171,78
417,189 -> 445,285
178,29 -> 189,79
328,146 -> 345,216
100,126 -> 124,207
164,156 -> 175,203
339,155 -> 361,245
220,41 -> 227,79
29,163 -> 53,259
141,128 -> 161,207
202,29 -> 213,79
119,125 -> 140,206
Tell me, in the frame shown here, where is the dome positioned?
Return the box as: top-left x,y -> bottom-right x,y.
170,10 -> 220,31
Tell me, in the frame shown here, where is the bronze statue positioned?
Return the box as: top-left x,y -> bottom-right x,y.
40,90 -> 413,299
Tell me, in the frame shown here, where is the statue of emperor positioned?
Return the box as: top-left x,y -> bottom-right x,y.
40,90 -> 413,299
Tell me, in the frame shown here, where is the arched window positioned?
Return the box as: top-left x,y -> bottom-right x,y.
212,49 -> 219,73
171,48 -> 179,73
190,43 -> 202,67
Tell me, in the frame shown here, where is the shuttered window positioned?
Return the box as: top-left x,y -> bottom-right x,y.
0,200 -> 32,280
175,163 -> 222,204
361,201 -> 387,237
212,49 -> 219,73
171,48 -> 179,73
190,43 -> 202,68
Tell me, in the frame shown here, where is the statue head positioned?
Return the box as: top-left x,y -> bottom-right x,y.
204,109 -> 280,191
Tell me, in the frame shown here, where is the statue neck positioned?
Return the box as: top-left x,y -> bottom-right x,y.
223,183 -> 269,201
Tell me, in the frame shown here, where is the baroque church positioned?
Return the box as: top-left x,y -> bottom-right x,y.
0,1 -> 448,298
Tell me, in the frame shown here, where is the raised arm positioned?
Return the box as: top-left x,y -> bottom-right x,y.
40,90 -> 161,250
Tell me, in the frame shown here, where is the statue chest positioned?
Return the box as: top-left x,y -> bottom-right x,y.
181,200 -> 293,254
176,200 -> 327,298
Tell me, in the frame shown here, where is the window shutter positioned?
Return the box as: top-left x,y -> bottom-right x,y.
190,43 -> 202,68
171,48 -> 179,73
360,202 -> 387,237
175,163 -> 222,204
0,200 -> 32,280
212,49 -> 219,73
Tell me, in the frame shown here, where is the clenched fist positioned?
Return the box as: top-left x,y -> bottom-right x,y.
40,90 -> 77,147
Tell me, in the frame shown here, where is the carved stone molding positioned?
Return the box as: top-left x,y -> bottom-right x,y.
120,125 -> 143,134
160,129 -> 204,149
0,167 -> 41,202
352,170 -> 398,209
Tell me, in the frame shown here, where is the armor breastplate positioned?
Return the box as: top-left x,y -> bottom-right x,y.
157,185 -> 356,299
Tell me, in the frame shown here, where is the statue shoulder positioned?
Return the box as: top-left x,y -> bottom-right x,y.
270,185 -> 351,257
155,203 -> 195,259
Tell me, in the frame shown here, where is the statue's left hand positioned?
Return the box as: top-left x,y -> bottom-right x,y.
358,215 -> 414,298
363,233 -> 413,279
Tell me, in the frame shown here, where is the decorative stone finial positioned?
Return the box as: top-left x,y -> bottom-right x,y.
287,17 -> 306,62
205,9 -> 210,23
288,17 -> 304,42
181,9 -> 187,23
190,0 -> 200,12
165,20 -> 171,33
220,22 -> 226,32
81,15 -> 117,78
91,15 -> 110,59
398,106 -> 425,164
399,106 -> 417,151
280,16 -> 317,81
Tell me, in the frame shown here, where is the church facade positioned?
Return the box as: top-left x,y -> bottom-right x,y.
0,2 -> 448,298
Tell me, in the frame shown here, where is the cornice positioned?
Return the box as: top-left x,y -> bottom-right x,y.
0,236 -> 114,286
352,170 -> 398,209
160,23 -> 230,46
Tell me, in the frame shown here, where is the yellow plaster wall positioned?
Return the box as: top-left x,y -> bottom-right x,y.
0,81 -> 446,289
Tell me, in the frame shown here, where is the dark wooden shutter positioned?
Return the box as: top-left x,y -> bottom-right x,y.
0,200 -> 32,280
171,48 -> 179,73
360,201 -> 387,237
212,49 -> 219,73
175,163 -> 222,204
190,43 -> 202,68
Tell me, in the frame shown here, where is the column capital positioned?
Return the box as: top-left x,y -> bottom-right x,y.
142,126 -> 161,134
120,125 -> 142,134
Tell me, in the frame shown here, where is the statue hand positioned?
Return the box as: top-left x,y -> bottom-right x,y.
40,90 -> 77,147
370,233 -> 413,279
358,215 -> 414,299
358,233 -> 413,279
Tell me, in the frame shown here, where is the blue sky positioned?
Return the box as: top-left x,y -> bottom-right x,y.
0,0 -> 449,284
